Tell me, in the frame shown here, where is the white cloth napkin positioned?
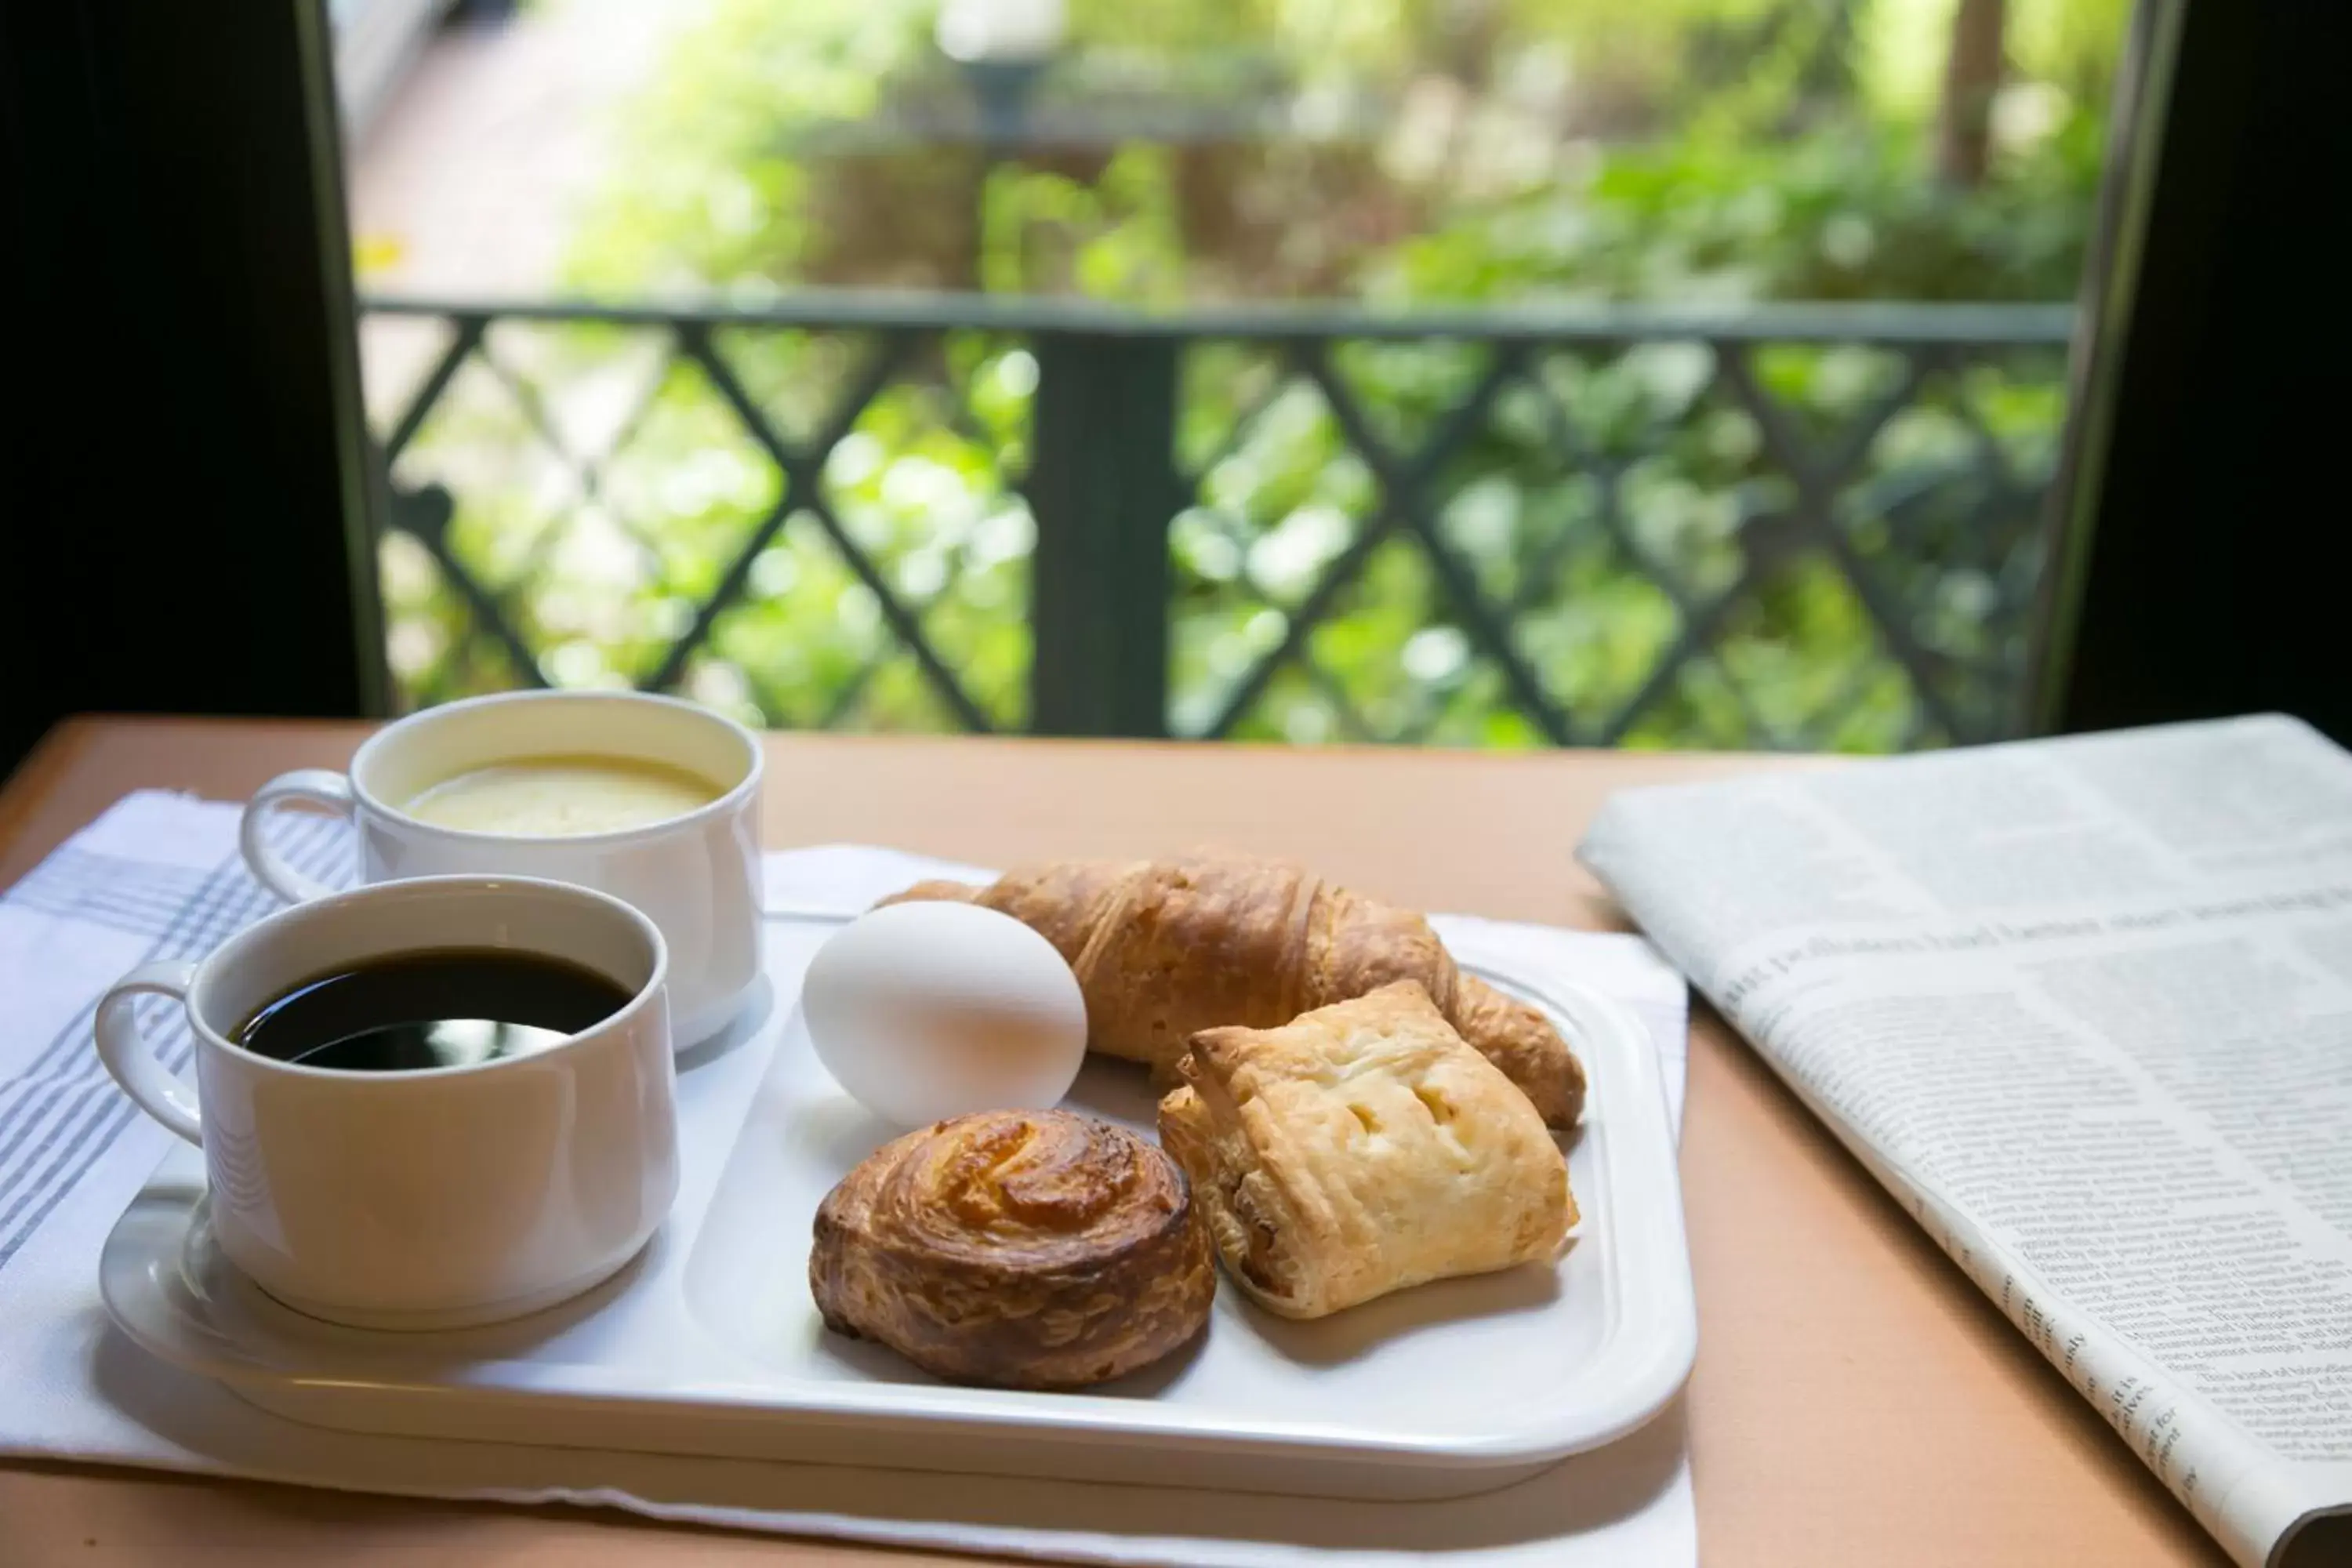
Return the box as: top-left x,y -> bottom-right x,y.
0,792 -> 1694,1566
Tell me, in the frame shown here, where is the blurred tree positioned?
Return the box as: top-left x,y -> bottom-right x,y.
1937,0 -> 2008,185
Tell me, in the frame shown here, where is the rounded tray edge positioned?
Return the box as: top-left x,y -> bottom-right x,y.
92,938 -> 1700,1494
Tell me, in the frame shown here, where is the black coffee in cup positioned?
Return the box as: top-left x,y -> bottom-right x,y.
234,949 -> 633,1073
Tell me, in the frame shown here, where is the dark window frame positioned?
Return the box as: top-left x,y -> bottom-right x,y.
1,0 -> 386,775
2032,0 -> 2350,742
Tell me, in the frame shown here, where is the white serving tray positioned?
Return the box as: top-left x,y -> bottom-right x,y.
99,920 -> 1696,1501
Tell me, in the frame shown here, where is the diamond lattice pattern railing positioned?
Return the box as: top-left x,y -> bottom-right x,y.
372,313 -> 1033,731
1169,332 -> 2062,751
361,298 -> 2072,750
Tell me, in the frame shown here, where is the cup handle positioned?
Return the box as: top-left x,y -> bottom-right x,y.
94,961 -> 204,1146
239,769 -> 354,903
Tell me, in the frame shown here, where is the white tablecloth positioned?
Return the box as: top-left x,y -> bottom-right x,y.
0,793 -> 1695,1566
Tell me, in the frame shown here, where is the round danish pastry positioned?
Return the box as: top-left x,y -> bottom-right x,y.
810,1109 -> 1214,1388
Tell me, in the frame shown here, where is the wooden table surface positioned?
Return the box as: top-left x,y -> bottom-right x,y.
0,717 -> 2227,1568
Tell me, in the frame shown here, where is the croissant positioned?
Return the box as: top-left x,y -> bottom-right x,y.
810,1109 -> 1215,1389
884,853 -> 1585,1128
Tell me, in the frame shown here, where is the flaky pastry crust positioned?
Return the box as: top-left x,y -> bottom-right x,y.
1158,981 -> 1573,1319
811,1109 -> 1214,1388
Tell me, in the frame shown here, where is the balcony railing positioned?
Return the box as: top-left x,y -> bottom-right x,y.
361,291 -> 2076,751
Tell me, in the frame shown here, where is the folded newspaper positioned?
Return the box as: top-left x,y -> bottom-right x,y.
1579,713 -> 2352,1568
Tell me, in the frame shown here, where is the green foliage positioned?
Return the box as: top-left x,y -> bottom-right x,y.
380,0 -> 2122,750
1377,110 -> 2107,307
981,147 -> 1192,304
561,0 -> 943,293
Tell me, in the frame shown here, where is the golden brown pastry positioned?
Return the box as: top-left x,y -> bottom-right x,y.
810,1109 -> 1214,1388
1158,981 -> 1573,1319
884,853 -> 1585,1128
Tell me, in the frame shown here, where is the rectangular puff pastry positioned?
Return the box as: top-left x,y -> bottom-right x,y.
1158,979 -> 1574,1319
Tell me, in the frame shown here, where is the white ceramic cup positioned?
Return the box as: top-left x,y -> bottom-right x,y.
239,690 -> 764,1047
93,875 -> 680,1330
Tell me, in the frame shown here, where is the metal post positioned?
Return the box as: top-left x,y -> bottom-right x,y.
1024,332 -> 1183,737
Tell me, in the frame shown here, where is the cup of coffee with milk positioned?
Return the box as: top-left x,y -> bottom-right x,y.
238,689 -> 763,1047
85,690 -> 760,1327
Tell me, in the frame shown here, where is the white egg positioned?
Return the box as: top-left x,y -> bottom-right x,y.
802,900 -> 1088,1127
